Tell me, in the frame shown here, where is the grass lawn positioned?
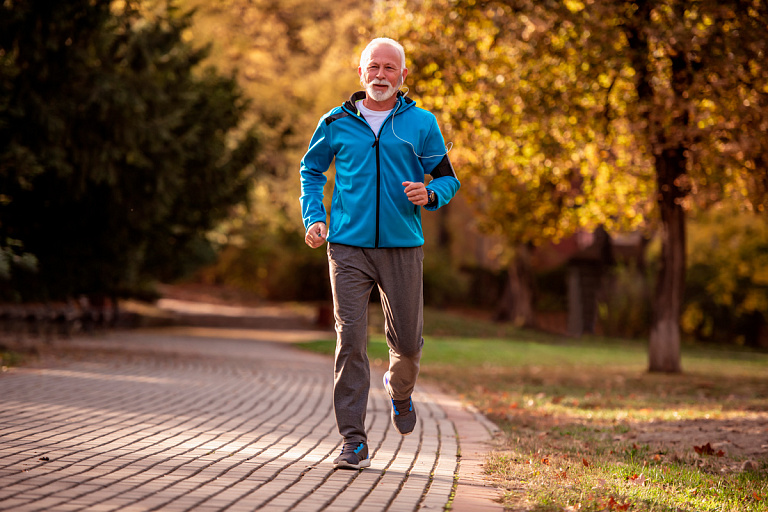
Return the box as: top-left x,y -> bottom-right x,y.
297,307 -> 768,511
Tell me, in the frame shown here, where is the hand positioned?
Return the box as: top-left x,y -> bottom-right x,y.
305,222 -> 327,248
403,181 -> 429,206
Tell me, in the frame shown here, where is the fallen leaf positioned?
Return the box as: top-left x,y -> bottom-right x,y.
582,458 -> 591,467
753,492 -> 762,501
628,473 -> 646,486
605,496 -> 630,511
542,457 -> 550,466
653,454 -> 662,462
694,442 -> 715,455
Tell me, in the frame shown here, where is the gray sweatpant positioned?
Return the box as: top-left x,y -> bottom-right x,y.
327,243 -> 424,445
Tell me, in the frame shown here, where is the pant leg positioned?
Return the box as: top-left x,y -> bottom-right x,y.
373,247 -> 424,400
327,243 -> 374,444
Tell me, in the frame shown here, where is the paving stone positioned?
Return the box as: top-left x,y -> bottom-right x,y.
0,328 -> 501,511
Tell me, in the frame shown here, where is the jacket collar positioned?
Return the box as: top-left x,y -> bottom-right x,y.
343,90 -> 414,116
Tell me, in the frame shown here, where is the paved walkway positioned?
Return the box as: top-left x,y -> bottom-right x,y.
0,326 -> 502,511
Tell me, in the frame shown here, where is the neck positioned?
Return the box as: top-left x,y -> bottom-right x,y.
363,95 -> 398,111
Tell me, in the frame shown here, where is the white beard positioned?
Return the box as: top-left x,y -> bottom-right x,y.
365,78 -> 400,102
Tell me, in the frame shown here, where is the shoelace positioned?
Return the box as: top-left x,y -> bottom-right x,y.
340,442 -> 364,456
392,398 -> 412,416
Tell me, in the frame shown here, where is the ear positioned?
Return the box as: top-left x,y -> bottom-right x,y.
358,66 -> 363,79
401,68 -> 408,82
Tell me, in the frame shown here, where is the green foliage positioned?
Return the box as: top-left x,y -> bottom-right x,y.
423,250 -> 469,308
534,267 -> 568,313
598,263 -> 653,339
197,219 -> 331,302
0,350 -> 24,369
171,0 -> 368,242
0,0 -> 258,301
683,207 -> 768,346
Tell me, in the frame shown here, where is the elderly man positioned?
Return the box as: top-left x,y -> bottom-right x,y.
300,37 -> 460,470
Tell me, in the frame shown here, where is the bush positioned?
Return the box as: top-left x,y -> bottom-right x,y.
682,208 -> 768,347
597,262 -> 652,339
423,251 -> 469,308
196,224 -> 331,303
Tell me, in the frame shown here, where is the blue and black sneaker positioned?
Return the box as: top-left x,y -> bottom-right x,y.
333,441 -> 370,470
383,371 -> 417,435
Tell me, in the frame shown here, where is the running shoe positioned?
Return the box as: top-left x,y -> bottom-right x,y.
383,371 -> 417,435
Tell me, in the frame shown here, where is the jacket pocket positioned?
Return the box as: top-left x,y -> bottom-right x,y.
330,189 -> 345,234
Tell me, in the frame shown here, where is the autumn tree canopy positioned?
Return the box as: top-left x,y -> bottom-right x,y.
377,0 -> 768,371
170,0 -> 372,299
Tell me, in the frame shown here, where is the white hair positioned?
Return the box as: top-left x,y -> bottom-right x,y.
359,38 -> 406,70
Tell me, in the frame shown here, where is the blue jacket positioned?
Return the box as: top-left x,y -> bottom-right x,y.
300,91 -> 461,248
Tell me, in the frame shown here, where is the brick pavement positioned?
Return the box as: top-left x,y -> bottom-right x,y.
0,328 -> 501,511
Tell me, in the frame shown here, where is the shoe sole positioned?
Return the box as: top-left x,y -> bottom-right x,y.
334,458 -> 371,470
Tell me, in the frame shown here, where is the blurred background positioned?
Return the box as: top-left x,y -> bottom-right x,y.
2,0 -> 767,368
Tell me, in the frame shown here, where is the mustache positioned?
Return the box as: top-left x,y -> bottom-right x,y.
369,79 -> 392,86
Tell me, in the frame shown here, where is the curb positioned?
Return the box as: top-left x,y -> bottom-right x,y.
420,383 -> 504,511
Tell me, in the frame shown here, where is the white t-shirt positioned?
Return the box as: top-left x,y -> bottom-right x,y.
356,100 -> 391,136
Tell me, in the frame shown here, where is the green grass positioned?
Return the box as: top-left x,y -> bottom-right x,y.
0,349 -> 25,370
297,307 -> 768,511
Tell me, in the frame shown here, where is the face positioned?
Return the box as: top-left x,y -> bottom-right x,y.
359,44 -> 407,103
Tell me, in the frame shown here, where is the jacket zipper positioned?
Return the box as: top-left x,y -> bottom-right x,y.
372,136 -> 381,248
347,99 -> 401,248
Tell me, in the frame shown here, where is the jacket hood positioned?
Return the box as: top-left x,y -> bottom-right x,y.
343,90 -> 415,116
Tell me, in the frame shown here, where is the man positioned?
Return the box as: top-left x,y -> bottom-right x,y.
300,38 -> 460,470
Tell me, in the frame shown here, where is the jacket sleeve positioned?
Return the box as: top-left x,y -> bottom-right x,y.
300,118 -> 334,231
421,116 -> 460,211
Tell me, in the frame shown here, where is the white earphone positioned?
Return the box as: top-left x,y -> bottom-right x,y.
392,87 -> 453,160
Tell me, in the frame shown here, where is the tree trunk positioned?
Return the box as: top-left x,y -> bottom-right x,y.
495,244 -> 535,327
648,146 -> 686,373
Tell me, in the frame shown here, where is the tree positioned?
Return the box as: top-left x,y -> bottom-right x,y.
377,0 -> 768,372
377,0 -> 652,326
167,0 -> 372,297
0,0 -> 258,302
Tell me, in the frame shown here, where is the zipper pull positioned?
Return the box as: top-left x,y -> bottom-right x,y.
372,138 -> 378,148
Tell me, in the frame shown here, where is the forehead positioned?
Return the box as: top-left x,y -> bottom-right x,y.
365,44 -> 401,67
